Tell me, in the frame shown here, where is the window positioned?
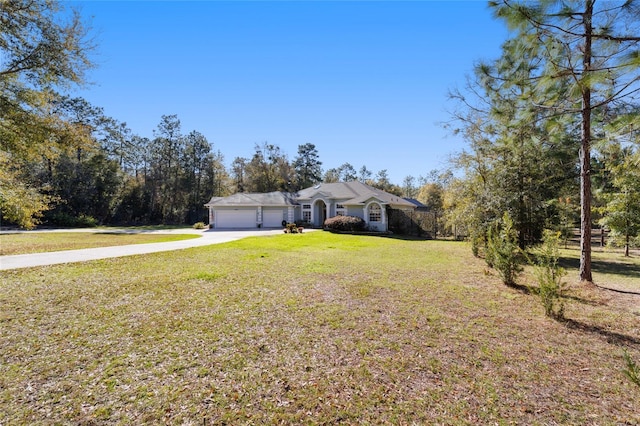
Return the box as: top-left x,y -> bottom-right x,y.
335,203 -> 345,216
369,204 -> 381,222
302,204 -> 311,222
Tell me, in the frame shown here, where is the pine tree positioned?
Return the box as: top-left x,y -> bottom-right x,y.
490,0 -> 640,281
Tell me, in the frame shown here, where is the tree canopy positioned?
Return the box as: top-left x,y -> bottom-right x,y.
448,0 -> 640,281
0,0 -> 94,228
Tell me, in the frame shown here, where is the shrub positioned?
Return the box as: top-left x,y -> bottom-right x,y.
284,223 -> 299,233
531,230 -> 566,319
47,212 -> 98,228
324,215 -> 366,232
193,222 -> 206,229
486,212 -> 523,286
294,220 -> 312,228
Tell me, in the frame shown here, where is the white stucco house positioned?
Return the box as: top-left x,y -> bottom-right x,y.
205,181 -> 416,232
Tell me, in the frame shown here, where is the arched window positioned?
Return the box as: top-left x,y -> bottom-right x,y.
369,203 -> 382,222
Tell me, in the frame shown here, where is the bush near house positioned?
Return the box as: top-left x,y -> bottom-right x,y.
323,215 -> 366,232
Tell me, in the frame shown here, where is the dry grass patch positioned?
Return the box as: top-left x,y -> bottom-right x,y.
0,231 -> 200,255
1,232 -> 639,424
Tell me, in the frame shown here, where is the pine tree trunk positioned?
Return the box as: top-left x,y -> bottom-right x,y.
579,116 -> 593,282
625,232 -> 630,257
580,0 -> 594,283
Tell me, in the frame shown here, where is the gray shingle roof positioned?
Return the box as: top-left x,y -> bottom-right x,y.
296,181 -> 415,207
205,192 -> 297,207
205,182 -> 415,209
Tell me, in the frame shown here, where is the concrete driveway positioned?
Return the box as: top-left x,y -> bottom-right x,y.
0,228 -> 291,270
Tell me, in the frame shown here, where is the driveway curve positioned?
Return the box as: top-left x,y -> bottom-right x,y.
0,228 -> 290,270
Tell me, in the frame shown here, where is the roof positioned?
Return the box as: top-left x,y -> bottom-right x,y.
205,181 -> 416,209
296,181 -> 415,208
403,198 -> 429,209
205,191 -> 297,207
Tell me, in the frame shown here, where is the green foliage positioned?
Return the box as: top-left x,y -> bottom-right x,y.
599,145 -> 640,256
471,232 -> 482,258
486,212 -> 523,286
1,0 -> 95,227
531,230 -> 567,319
47,212 -> 98,228
0,182 -> 51,230
193,222 -> 206,229
323,215 -> 366,232
623,350 -> 640,389
44,150 -> 123,225
241,143 -> 292,193
0,155 -> 52,229
547,197 -> 577,248
292,143 -> 322,190
488,0 -> 640,282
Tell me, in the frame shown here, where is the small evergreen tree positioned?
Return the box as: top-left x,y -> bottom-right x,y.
486,212 -> 523,286
532,230 -> 567,319
623,350 -> 640,389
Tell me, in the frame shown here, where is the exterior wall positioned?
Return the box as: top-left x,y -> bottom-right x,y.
344,206 -> 364,220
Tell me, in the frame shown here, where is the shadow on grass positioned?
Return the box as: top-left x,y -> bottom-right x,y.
562,293 -> 607,307
560,317 -> 640,347
381,234 -> 467,243
558,255 -> 640,294
505,281 -> 533,295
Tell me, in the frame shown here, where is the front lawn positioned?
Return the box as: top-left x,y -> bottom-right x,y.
1,232 -> 638,424
0,231 -> 200,255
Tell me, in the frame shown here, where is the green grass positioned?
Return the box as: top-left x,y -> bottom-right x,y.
1,232 -> 639,424
558,247 -> 640,291
0,231 -> 200,255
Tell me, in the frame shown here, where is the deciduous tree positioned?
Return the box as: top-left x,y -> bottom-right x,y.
0,0 -> 94,227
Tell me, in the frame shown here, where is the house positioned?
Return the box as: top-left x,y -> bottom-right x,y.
205,181 -> 416,232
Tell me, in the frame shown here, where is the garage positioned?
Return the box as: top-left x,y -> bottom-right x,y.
215,209 -> 256,229
263,209 -> 285,228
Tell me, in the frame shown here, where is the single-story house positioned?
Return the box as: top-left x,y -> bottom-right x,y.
205,181 -> 416,232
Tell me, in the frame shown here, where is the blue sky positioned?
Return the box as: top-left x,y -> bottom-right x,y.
72,1 -> 509,184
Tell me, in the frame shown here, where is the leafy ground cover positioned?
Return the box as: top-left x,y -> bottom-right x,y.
0,231 -> 200,255
1,232 -> 639,424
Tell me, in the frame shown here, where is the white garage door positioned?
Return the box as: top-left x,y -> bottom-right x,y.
263,210 -> 284,228
216,209 -> 256,228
